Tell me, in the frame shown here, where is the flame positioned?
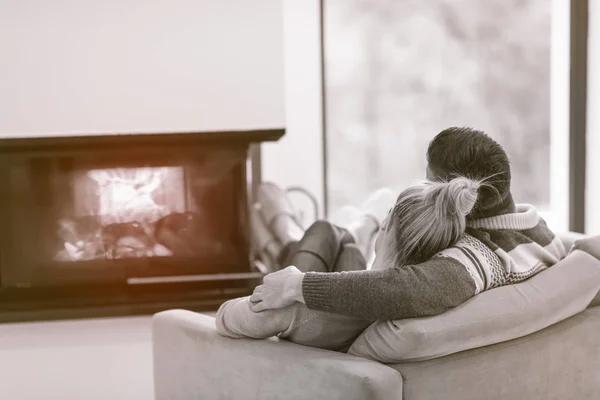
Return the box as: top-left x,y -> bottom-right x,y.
87,167 -> 176,225
55,166 -> 187,261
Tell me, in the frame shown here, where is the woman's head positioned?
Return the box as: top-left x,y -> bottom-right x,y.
372,177 -> 481,269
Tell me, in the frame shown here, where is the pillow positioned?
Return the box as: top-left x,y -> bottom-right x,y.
347,248 -> 600,363
557,231 -> 587,253
570,234 -> 600,260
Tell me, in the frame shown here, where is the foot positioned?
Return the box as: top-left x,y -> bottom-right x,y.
345,188 -> 396,259
328,205 -> 363,229
360,187 -> 397,227
329,205 -> 378,259
250,203 -> 283,273
256,182 -> 305,245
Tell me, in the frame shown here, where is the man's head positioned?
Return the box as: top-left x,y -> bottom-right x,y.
426,127 -> 515,219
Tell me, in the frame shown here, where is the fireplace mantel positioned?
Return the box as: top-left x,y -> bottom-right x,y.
0,129 -> 285,152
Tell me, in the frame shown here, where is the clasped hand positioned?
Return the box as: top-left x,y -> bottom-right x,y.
249,266 -> 305,312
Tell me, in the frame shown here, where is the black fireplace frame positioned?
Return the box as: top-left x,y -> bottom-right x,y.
0,128 -> 284,322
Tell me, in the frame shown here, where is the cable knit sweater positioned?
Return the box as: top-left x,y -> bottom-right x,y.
302,204 -> 567,320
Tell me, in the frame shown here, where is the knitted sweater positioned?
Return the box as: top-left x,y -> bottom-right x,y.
302,204 -> 567,320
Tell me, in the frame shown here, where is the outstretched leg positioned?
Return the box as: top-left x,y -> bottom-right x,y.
256,182 -> 305,246
282,220 -> 366,273
252,182 -> 396,272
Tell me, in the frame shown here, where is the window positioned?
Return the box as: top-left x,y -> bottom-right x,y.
323,0 -> 569,231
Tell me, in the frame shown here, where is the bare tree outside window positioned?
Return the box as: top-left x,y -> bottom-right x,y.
324,0 -> 551,214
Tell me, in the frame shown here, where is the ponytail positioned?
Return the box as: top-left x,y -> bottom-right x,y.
430,177 -> 481,218
386,176 -> 483,267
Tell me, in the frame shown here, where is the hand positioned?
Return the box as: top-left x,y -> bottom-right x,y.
249,266 -> 305,312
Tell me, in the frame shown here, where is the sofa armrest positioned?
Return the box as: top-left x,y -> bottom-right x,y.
152,310 -> 403,400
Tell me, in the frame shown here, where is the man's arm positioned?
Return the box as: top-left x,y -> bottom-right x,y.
300,257 -> 477,320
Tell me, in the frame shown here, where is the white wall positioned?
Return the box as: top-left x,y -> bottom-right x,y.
0,0 -> 285,136
261,0 -> 325,217
586,0 -> 600,234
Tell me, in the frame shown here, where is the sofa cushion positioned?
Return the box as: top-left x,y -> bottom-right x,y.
557,231 -> 587,253
347,246 -> 600,363
570,234 -> 600,260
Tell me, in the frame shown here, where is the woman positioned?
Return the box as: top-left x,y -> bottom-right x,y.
216,177 -> 481,352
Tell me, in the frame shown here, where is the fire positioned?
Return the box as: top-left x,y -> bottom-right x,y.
87,167 -> 175,225
54,166 -> 187,261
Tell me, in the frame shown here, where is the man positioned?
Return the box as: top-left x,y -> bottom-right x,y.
248,127 -> 566,320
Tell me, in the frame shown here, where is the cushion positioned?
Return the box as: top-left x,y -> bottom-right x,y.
557,231 -> 587,253
348,245 -> 600,363
570,234 -> 600,259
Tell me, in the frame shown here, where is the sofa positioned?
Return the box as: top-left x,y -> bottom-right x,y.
152,232 -> 600,400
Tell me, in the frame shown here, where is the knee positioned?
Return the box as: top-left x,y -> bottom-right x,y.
305,220 -> 336,236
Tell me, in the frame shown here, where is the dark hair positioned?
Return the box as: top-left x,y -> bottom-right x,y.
426,127 -> 514,219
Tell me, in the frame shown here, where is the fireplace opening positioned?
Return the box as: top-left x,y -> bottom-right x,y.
0,144 -> 253,291
55,166 -> 190,261
44,156 -> 243,267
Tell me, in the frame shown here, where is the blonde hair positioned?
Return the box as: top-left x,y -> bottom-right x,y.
386,176 -> 481,266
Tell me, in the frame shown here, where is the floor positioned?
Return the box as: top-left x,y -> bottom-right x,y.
0,314 -> 206,400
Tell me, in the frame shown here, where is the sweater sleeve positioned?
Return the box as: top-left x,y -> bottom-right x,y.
302,257 -> 477,320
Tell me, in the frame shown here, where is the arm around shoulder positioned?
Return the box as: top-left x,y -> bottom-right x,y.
302,257 -> 477,321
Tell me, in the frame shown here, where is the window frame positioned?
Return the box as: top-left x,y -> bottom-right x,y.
569,0 -> 588,233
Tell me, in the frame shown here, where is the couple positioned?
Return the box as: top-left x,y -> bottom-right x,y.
216,127 -> 567,352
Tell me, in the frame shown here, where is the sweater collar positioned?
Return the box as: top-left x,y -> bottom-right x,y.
466,204 -> 539,230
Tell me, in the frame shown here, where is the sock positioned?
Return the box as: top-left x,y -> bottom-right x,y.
360,187 -> 397,226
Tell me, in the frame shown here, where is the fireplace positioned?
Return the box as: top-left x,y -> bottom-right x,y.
0,129 -> 283,322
